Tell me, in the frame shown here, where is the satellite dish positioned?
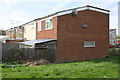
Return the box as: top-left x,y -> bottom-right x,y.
82,24 -> 88,28
72,9 -> 77,16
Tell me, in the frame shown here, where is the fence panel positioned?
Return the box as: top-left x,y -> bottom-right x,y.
2,43 -> 56,63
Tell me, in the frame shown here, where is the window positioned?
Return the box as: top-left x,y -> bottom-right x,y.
16,29 -> 17,32
38,22 -> 41,31
31,23 -> 34,29
20,28 -> 22,32
84,41 -> 95,47
45,19 -> 52,30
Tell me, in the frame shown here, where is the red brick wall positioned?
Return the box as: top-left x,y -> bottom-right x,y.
6,30 -> 13,39
22,26 -> 24,39
36,17 -> 57,39
56,10 -> 109,63
11,31 -> 14,39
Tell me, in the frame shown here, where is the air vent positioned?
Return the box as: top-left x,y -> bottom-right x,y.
82,24 -> 88,28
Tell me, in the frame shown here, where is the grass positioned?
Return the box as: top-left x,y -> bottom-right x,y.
2,56 -> 119,78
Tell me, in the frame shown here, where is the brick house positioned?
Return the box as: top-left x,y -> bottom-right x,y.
16,26 -> 23,39
36,14 -> 57,39
6,28 -> 14,39
35,5 -> 109,63
6,21 -> 36,41
5,29 -> 11,38
0,30 -> 6,35
109,29 -> 116,45
5,26 -> 25,43
22,21 -> 36,40
118,1 -> 120,36
6,5 -> 109,63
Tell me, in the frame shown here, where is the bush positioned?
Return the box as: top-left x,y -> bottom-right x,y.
109,48 -> 120,56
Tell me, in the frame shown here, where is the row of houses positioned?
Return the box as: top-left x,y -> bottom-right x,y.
6,5 -> 110,40
6,14 -> 57,40
5,5 -> 110,63
109,29 -> 117,45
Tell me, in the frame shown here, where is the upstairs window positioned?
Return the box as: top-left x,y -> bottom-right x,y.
84,41 -> 95,47
45,19 -> 52,30
31,23 -> 34,29
38,22 -> 41,31
20,28 -> 22,32
19,26 -> 22,33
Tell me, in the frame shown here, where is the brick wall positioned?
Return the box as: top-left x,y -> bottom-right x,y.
56,10 -> 109,63
6,30 -> 13,39
22,26 -> 24,39
16,27 -> 22,39
36,17 -> 57,39
5,31 -> 10,38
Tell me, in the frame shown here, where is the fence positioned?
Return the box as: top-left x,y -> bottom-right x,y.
2,43 -> 56,63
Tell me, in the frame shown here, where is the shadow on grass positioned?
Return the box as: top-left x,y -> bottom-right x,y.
60,55 -> 119,65
90,56 -> 119,64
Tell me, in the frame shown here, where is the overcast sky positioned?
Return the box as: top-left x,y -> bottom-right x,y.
0,0 -> 119,34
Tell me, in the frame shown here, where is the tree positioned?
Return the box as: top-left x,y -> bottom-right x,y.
0,29 -> 6,35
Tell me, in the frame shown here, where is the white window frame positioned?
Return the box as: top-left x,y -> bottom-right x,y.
16,29 -> 18,32
37,21 -> 41,31
45,18 -> 52,30
84,41 -> 95,47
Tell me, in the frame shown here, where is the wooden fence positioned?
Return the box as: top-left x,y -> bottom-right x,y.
2,43 -> 56,63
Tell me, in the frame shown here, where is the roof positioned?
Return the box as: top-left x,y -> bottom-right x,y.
21,5 -> 110,26
35,5 -> 110,21
6,39 -> 24,40
0,36 -> 9,39
18,39 -> 57,45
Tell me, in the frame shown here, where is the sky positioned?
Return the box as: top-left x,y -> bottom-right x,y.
0,0 -> 119,34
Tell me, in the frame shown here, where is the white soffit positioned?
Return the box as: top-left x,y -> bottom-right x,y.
37,15 -> 57,22
57,7 -> 88,16
36,6 -> 109,22
57,7 -> 109,17
88,7 -> 110,14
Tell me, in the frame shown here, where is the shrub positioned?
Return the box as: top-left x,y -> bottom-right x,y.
109,48 -> 120,56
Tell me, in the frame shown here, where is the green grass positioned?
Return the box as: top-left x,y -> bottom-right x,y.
2,56 -> 119,78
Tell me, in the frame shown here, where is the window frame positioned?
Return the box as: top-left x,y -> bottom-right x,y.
84,41 -> 95,47
45,18 -> 53,30
37,21 -> 42,31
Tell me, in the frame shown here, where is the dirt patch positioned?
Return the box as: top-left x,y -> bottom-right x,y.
25,59 -> 50,66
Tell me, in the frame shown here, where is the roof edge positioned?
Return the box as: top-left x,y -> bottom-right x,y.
9,5 -> 110,28
36,5 -> 110,21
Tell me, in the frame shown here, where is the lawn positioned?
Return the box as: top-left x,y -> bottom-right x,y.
2,56 -> 119,78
